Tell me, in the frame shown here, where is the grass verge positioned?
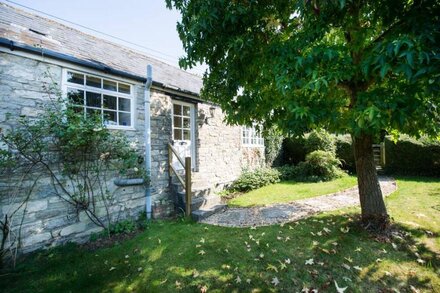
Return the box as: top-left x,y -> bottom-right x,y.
228,175 -> 357,207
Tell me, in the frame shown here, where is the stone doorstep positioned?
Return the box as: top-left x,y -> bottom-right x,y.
191,204 -> 227,221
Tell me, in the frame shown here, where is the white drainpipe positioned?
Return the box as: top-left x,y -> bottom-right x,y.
145,65 -> 153,219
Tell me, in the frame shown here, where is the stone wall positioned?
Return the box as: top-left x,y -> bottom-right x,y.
194,104 -> 265,189
0,52 -> 172,253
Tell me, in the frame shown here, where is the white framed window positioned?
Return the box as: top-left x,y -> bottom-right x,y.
242,126 -> 264,147
63,69 -> 134,129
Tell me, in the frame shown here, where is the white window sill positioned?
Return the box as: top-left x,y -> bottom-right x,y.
107,126 -> 136,131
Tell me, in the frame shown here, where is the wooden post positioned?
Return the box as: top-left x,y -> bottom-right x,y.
168,144 -> 173,173
185,157 -> 192,217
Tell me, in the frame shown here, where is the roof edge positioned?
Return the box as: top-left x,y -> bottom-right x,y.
0,37 -> 203,99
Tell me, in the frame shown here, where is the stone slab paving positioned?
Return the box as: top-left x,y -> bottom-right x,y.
200,177 -> 397,227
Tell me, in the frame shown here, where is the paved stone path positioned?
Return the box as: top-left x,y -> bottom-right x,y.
201,177 -> 397,227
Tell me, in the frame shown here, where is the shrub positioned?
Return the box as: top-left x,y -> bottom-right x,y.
301,150 -> 345,181
335,135 -> 356,172
276,165 -> 300,181
264,127 -> 284,167
231,167 -> 280,192
384,136 -> 440,176
305,129 -> 336,154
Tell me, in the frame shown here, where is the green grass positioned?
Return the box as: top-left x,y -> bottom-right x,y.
228,175 -> 358,207
1,177 -> 439,292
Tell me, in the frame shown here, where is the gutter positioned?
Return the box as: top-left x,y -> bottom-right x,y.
0,37 -> 204,100
145,65 -> 153,220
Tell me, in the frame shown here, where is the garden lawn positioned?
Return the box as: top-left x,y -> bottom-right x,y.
1,177 -> 439,292
228,175 -> 357,207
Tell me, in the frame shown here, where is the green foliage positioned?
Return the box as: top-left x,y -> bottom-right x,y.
276,165 -> 300,181
301,150 -> 345,181
335,135 -> 356,172
167,0 -> 440,147
264,127 -> 284,167
384,136 -> 440,176
109,220 -> 137,235
1,98 -> 145,229
231,167 -> 280,192
305,129 -> 336,154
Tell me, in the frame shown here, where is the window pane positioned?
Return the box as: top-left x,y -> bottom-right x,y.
183,117 -> 190,128
67,88 -> 84,105
118,112 -> 131,126
174,117 -> 182,128
173,104 -> 182,115
103,95 -> 117,110
86,75 -> 101,88
182,106 -> 190,116
86,92 -> 101,108
183,130 -> 191,140
174,129 -> 182,140
118,83 -> 130,94
103,79 -> 117,91
103,111 -> 117,126
118,97 -> 131,112
67,72 -> 84,85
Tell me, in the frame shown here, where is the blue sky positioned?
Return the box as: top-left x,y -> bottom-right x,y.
4,0 -> 205,74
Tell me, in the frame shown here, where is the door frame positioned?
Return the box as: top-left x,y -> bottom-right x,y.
171,100 -> 196,169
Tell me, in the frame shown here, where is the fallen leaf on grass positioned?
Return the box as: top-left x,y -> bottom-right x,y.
305,258 -> 314,265
340,227 -> 350,233
267,264 -> 279,272
285,258 -> 291,264
334,280 -> 347,293
200,238 -> 205,244
193,270 -> 200,278
246,278 -> 251,284
416,258 -> 426,265
235,276 -> 241,283
109,267 -> 116,271
271,277 -> 280,286
353,266 -> 362,271
342,263 -> 351,270
198,250 -> 206,255
344,257 -> 353,263
278,261 -> 287,270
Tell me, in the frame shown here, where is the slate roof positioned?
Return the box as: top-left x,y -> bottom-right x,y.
0,3 -> 203,95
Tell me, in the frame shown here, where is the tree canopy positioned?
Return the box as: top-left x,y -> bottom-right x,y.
167,0 -> 440,139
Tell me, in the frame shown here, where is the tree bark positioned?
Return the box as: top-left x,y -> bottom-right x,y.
353,133 -> 389,229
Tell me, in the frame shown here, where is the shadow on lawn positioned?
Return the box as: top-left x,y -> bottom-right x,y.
1,214 -> 439,292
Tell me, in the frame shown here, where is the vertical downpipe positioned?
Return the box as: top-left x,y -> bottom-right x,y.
145,65 -> 153,219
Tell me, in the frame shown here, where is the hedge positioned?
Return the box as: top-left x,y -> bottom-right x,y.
384,136 -> 440,176
335,135 -> 356,172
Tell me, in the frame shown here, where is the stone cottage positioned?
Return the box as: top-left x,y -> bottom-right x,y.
0,3 -> 264,252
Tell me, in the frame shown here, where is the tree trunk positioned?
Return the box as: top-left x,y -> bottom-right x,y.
353,133 -> 389,230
